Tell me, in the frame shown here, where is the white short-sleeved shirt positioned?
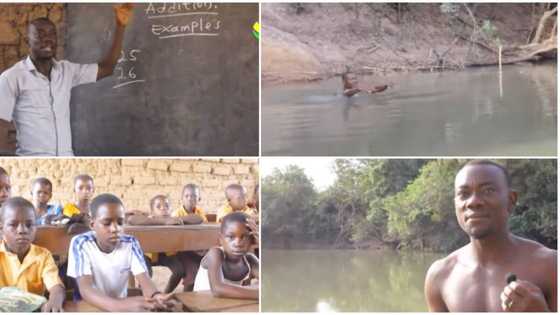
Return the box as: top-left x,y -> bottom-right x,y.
0,56 -> 98,156
67,231 -> 148,299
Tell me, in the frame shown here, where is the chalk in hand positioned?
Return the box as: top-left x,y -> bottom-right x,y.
506,272 -> 517,284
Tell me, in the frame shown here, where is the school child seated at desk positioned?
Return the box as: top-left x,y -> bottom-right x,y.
194,212 -> 259,300
170,184 -> 209,292
216,184 -> 257,223
171,184 -> 208,223
50,174 -> 97,236
0,167 -> 11,208
30,177 -> 61,225
67,193 -> 174,311
126,194 -> 184,226
127,194 -> 196,294
59,174 -> 94,218
0,197 -> 65,311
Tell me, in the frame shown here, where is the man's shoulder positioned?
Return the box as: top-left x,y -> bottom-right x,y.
56,59 -> 96,70
514,235 -> 556,264
55,59 -> 79,66
426,245 -> 467,281
0,59 -> 28,78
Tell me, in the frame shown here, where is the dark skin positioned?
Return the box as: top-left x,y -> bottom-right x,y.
126,196 -> 183,226
74,178 -> 94,215
204,220 -> 258,300
26,4 -> 133,81
1,206 -> 65,312
425,164 -> 557,312
0,174 -> 11,207
126,196 -> 184,293
247,185 -> 259,211
0,6 -> 134,147
226,187 -> 247,212
31,183 -> 52,221
77,203 -> 175,312
178,187 -> 205,224
341,73 -> 388,97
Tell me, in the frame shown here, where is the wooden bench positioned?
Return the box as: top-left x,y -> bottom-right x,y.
63,290 -> 259,312
206,213 -> 217,222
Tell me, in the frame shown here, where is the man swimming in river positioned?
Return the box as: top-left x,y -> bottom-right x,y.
341,71 -> 388,97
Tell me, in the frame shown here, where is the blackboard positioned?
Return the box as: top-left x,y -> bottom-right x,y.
66,3 -> 258,156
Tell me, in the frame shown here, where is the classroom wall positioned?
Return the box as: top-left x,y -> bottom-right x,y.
0,4 -> 65,71
0,158 -> 259,214
0,4 -> 66,154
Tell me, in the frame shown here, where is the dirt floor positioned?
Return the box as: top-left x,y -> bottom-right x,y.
151,267 -> 185,293
262,3 -> 549,84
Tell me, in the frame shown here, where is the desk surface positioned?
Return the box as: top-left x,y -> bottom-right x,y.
35,224 -> 220,255
176,290 -> 259,312
63,290 -> 259,312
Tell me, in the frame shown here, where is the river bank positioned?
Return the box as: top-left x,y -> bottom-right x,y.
262,3 -> 556,84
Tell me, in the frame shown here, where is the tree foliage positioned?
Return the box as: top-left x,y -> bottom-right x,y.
262,159 -> 557,252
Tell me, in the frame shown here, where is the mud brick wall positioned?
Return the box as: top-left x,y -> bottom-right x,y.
0,4 -> 65,71
0,158 -> 259,214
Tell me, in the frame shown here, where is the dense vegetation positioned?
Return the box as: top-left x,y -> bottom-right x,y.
262,159 -> 557,252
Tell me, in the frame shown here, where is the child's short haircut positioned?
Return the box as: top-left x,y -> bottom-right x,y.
89,193 -> 123,219
74,174 -> 93,185
182,183 -> 199,195
0,167 -> 7,176
224,183 -> 244,198
220,211 -> 248,233
31,177 -> 53,189
149,194 -> 167,210
0,197 -> 36,222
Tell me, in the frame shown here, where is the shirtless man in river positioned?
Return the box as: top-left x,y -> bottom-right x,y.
424,160 -> 556,312
341,71 -> 388,97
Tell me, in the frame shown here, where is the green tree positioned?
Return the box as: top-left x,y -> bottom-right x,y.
383,160 -> 466,252
506,159 -> 557,249
353,159 -> 427,244
262,165 -> 318,243
262,159 -> 556,251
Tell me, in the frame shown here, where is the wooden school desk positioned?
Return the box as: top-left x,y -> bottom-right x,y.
34,224 -> 220,255
175,290 -> 259,312
63,290 -> 259,312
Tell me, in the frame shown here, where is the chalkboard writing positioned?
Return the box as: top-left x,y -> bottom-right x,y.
66,3 -> 258,156
114,49 -> 144,89
146,3 -> 222,39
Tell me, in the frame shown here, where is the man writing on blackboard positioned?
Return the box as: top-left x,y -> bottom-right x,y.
0,4 -> 134,156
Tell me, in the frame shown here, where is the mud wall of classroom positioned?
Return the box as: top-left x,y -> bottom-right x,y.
0,4 -> 65,71
0,158 -> 259,214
